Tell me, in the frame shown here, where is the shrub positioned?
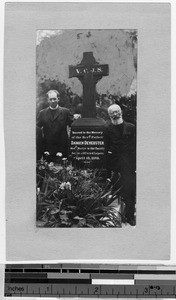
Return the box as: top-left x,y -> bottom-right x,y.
36,158 -> 122,228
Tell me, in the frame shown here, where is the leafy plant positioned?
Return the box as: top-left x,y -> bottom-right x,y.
36,158 -> 123,228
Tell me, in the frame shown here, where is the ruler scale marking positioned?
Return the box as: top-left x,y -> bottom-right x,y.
5,265 -> 176,298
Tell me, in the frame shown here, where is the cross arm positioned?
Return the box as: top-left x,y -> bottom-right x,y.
69,64 -> 109,78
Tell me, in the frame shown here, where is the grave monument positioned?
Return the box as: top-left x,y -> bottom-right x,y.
69,52 -> 109,168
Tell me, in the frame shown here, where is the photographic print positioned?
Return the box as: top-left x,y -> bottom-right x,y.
5,3 -> 170,260
36,29 -> 137,228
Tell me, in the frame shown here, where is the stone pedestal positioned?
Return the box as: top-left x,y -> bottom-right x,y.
70,118 -> 106,169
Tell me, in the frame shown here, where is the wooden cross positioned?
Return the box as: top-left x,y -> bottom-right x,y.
69,52 -> 109,118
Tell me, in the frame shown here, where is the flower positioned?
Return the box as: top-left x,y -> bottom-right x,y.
56,152 -> 63,157
59,181 -> 71,190
66,182 -> 71,190
73,114 -> 81,120
60,182 -> 66,190
44,151 -> 50,156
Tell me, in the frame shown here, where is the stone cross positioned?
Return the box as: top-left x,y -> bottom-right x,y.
69,52 -> 109,118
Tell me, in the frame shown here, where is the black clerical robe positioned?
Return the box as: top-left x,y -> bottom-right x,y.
37,106 -> 73,157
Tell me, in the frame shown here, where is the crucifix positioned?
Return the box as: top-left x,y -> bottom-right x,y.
69,52 -> 109,118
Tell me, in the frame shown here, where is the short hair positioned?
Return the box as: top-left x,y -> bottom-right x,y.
108,104 -> 122,115
46,90 -> 60,98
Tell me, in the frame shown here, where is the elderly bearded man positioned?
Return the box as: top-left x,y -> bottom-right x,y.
37,90 -> 73,161
104,104 -> 136,226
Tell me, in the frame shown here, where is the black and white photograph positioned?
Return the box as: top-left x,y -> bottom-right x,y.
5,2 -> 170,260
36,29 -> 137,228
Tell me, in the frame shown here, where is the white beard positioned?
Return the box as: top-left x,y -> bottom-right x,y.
111,117 -> 123,125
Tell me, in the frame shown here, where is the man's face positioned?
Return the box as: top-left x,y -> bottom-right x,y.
109,106 -> 122,121
48,91 -> 59,108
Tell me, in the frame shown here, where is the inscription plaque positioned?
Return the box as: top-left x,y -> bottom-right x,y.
70,118 -> 106,168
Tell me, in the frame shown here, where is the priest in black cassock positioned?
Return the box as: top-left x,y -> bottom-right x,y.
104,104 -> 136,226
37,90 -> 73,162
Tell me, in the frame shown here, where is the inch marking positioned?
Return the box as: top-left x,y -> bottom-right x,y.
4,283 -> 176,298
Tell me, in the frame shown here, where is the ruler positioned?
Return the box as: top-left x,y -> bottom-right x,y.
4,264 -> 176,298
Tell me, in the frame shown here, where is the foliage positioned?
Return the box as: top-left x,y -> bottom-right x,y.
96,92 -> 137,124
36,158 -> 122,228
37,77 -> 136,125
117,93 -> 137,124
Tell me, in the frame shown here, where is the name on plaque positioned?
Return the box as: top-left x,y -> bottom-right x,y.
75,66 -> 103,75
70,129 -> 105,162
